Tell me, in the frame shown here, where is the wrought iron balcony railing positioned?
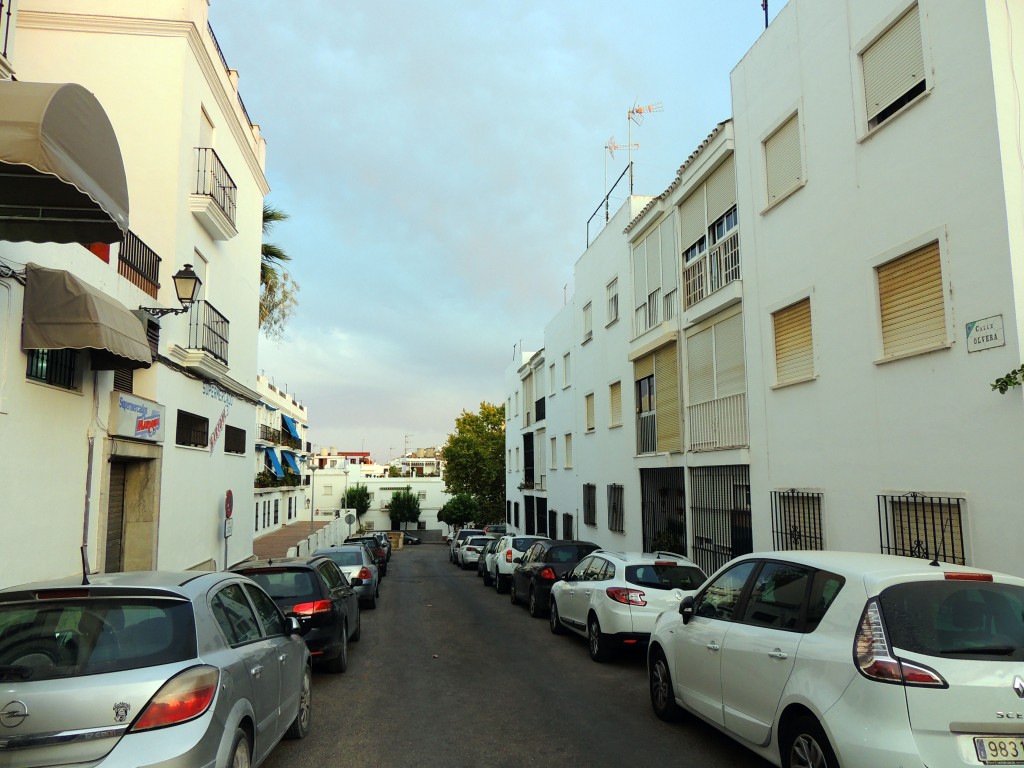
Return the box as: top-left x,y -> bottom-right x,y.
683,231 -> 741,309
637,411 -> 657,454
1,1 -> 13,61
117,230 -> 160,299
188,299 -> 229,365
194,147 -> 237,225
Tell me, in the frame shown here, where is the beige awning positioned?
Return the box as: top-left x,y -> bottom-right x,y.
0,81 -> 129,244
22,264 -> 152,370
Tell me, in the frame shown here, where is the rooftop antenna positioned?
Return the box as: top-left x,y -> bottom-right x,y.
762,1 -> 769,29
627,99 -> 663,193
605,136 -> 639,222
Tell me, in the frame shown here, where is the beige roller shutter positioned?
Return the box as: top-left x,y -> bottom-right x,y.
878,242 -> 945,357
678,189 -> 706,250
686,327 -> 715,405
774,298 -> 814,384
705,154 -> 736,222
765,114 -> 802,204
634,352 -> 654,381
585,393 -> 595,431
633,241 -> 647,305
655,343 -> 681,452
646,228 -> 662,294
660,217 -> 678,292
863,5 -> 924,122
714,313 -> 746,397
609,381 -> 623,426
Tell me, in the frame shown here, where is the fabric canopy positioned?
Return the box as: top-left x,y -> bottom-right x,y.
265,448 -> 285,477
281,414 -> 300,439
0,81 -> 129,244
282,451 -> 301,473
22,263 -> 152,370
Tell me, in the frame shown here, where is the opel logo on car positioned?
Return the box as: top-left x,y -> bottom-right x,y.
0,701 -> 29,728
1014,676 -> 1024,699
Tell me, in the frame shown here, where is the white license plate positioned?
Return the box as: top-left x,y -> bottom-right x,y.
975,736 -> 1024,764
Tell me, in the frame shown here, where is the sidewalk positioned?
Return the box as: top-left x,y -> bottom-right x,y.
252,519 -> 334,560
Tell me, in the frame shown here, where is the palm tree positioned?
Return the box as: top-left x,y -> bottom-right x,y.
261,203 -> 291,284
260,203 -> 298,337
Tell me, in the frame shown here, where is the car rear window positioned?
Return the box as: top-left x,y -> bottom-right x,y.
0,597 -> 197,681
627,563 -> 706,590
467,537 -> 490,546
239,568 -> 319,605
318,551 -> 362,566
879,581 -> 1024,660
512,538 -> 539,551
547,545 -> 595,563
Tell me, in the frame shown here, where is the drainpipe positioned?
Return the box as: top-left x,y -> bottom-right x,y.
81,370 -> 99,578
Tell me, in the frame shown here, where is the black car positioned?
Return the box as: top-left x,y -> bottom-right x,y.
345,535 -> 388,577
510,540 -> 599,619
477,537 -> 500,581
402,532 -> 422,545
231,555 -> 361,673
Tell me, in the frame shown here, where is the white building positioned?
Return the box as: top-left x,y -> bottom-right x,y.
0,0 -> 267,585
253,374 -> 310,538
733,0 -> 1024,575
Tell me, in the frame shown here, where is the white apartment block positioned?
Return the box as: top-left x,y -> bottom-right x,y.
253,374 -> 310,538
505,0 -> 1024,577
0,0 -> 268,585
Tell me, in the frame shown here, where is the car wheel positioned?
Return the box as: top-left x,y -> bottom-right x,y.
482,567 -> 493,587
649,649 -> 683,721
510,579 -> 520,605
228,727 -> 251,768
496,573 -> 508,594
351,610 -> 361,642
588,615 -> 612,662
528,586 -> 546,618
783,715 -> 838,768
549,599 -> 565,634
326,622 -> 348,673
284,665 -> 312,739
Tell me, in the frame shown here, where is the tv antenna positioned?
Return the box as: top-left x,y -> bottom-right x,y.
627,99 -> 663,193
604,136 -> 639,222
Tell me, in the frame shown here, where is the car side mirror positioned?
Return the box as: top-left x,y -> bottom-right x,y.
287,615 -> 309,636
513,556 -> 523,564
679,595 -> 695,624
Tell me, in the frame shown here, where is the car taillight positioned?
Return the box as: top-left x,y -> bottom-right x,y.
606,587 -> 647,606
357,567 -> 372,580
505,551 -> 513,563
854,599 -> 947,687
539,567 -> 557,581
292,599 -> 332,616
944,572 -> 993,582
376,548 -> 385,558
467,547 -> 479,553
132,666 -> 219,732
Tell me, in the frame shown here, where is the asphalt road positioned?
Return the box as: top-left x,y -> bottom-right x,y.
261,544 -> 772,768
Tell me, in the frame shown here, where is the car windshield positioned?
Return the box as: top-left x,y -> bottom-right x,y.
317,551 -> 362,566
879,580 -> 1024,661
241,569 -> 318,606
0,597 -> 196,681
626,563 -> 706,590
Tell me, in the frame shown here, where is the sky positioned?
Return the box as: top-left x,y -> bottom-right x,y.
207,1 -> 784,464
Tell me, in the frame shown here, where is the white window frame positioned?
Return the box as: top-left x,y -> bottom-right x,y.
606,278 -> 619,326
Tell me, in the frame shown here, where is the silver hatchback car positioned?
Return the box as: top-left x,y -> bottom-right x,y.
0,570 -> 312,767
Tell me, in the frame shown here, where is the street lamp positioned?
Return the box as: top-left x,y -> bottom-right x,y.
342,467 -> 351,536
140,264 -> 202,318
306,457 -> 321,538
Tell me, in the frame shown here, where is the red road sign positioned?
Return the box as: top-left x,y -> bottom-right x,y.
225,489 -> 234,519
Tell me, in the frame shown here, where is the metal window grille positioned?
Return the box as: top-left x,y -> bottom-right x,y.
562,512 -> 574,539
771,490 -> 824,551
273,500 -> 279,525
640,467 -> 687,554
506,501 -> 512,524
536,497 -> 548,536
175,409 -> 209,448
607,484 -> 625,532
224,425 -> 246,454
583,484 -> 597,526
188,300 -> 230,365
690,465 -> 752,575
878,493 -> 966,565
255,503 -> 258,532
26,349 -> 77,390
514,502 -> 520,528
524,496 -> 535,535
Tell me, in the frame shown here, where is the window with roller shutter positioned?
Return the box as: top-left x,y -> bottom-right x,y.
877,242 -> 946,359
773,298 -> 814,385
862,4 -> 926,130
764,113 -> 802,206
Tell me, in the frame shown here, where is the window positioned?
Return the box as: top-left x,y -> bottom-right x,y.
561,512 -> 574,539
773,298 -> 814,385
514,502 -> 520,528
636,372 -> 656,454
243,584 -> 287,637
582,302 -> 593,342
606,278 -> 619,324
632,216 -> 677,336
607,484 -> 624,533
225,425 -> 246,454
175,410 -> 209,448
254,503 -> 258,532
862,4 -> 926,129
740,562 -> 812,631
273,499 -> 279,525
564,433 -> 573,468
583,483 -> 597,526
686,313 -> 745,405
323,485 -> 332,496
113,368 -> 133,393
585,393 -> 595,432
562,352 -> 571,387
549,363 -> 556,396
514,390 -> 519,416
771,491 -> 824,550
764,113 -> 802,206
210,584 -> 262,646
877,242 -> 945,359
878,493 -> 965,565
693,561 -> 757,622
550,437 -> 557,470
26,348 -> 78,390
609,381 -> 622,427
507,449 -> 512,471
515,447 -> 520,471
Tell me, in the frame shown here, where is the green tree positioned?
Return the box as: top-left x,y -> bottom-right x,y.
438,493 -> 480,531
343,483 -> 371,518
259,203 -> 299,339
388,487 -> 421,530
442,402 -> 506,524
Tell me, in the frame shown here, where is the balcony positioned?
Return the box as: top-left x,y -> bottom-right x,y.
637,411 -> 657,454
687,393 -> 748,451
188,300 -> 229,365
683,231 -> 740,309
190,147 -> 237,240
0,1 -> 13,79
117,230 -> 160,299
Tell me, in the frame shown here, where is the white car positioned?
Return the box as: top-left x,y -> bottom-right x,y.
548,550 -> 705,662
449,528 -> 484,564
458,536 -> 494,569
647,550 -> 1024,768
491,534 -> 549,593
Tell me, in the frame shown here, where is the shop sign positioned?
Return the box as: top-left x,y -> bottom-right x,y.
110,392 -> 165,442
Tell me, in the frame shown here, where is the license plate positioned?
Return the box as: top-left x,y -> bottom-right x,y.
975,737 -> 1024,764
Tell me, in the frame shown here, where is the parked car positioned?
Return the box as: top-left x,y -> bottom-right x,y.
403,532 -> 422,545
549,550 -> 706,662
231,555 -> 361,673
457,536 -> 493,569
648,550 -> 1024,768
313,544 -> 381,609
448,528 -> 485,563
346,535 -> 388,577
0,570 -> 312,767
510,539 -> 599,618
480,537 -> 502,585
371,531 -> 393,561
483,523 -> 508,537
492,534 -> 549,593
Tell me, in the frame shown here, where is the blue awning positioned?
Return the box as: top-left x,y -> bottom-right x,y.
281,414 -> 300,439
260,401 -> 278,411
282,451 -> 300,473
265,448 -> 284,477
